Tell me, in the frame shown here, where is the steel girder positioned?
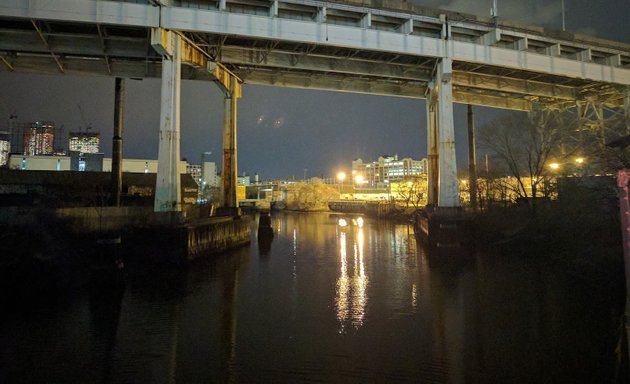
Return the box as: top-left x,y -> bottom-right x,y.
0,0 -> 629,111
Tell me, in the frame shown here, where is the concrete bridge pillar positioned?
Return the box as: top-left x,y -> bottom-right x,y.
221,80 -> 239,209
426,58 -> 460,208
154,32 -> 182,212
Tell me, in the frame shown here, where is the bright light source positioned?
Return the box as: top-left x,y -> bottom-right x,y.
549,162 -> 560,170
575,157 -> 584,164
337,171 -> 346,182
357,217 -> 364,228
355,175 -> 364,184
338,218 -> 348,227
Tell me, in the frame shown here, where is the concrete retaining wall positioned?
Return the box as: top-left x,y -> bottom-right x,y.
53,206 -> 194,234
185,217 -> 251,260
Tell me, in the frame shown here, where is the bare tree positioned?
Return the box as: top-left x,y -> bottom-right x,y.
395,175 -> 428,209
478,109 -> 573,209
288,178 -> 339,211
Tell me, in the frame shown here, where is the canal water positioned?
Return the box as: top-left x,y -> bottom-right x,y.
0,212 -> 624,383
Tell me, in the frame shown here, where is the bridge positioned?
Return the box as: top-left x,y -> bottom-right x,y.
1,0 -> 629,211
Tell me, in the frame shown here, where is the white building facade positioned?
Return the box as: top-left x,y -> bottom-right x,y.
352,155 -> 427,188
9,154 -> 187,175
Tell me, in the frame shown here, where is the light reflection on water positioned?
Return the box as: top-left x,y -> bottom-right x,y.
0,211 -> 623,383
335,221 -> 368,332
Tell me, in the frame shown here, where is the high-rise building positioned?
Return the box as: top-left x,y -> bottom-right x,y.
352,155 -> 427,188
0,131 -> 10,166
68,132 -> 100,154
23,121 -> 55,156
200,152 -> 220,188
201,161 -> 219,188
187,163 -> 202,185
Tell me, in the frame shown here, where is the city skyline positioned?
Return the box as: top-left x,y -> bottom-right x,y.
0,0 -> 628,179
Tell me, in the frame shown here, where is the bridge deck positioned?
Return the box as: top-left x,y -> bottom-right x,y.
0,0 -> 628,110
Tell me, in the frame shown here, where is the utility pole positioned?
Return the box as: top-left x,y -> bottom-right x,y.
467,105 -> 478,210
561,0 -> 566,31
491,0 -> 498,26
111,78 -> 124,207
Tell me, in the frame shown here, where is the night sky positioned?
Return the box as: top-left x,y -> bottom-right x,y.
0,0 -> 628,180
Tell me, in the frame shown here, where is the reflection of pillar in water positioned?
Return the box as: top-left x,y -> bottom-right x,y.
426,260 -> 481,383
218,268 -> 239,383
88,282 -> 125,383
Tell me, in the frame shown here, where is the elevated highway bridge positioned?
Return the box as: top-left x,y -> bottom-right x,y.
0,0 -> 629,210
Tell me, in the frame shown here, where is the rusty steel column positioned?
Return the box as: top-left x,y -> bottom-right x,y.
221,81 -> 238,209
426,87 -> 439,206
111,77 -> 125,207
467,104 -> 478,210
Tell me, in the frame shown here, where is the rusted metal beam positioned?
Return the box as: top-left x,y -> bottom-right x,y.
31,20 -> 64,73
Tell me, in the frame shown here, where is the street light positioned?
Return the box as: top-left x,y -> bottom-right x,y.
549,162 -> 560,170
355,174 -> 364,185
337,171 -> 346,195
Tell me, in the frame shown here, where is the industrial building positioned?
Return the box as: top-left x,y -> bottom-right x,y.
68,131 -> 100,154
7,154 -> 187,175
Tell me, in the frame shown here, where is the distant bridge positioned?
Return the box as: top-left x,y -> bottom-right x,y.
1,0 -> 629,210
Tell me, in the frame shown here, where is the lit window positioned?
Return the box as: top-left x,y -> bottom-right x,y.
79,159 -> 86,172
21,157 -> 26,170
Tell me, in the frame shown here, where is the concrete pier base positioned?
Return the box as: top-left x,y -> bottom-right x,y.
14,206 -> 251,263
184,216 -> 251,260
415,206 -> 472,251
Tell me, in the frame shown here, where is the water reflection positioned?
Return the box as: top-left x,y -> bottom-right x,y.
335,217 -> 368,332
0,212 -> 623,383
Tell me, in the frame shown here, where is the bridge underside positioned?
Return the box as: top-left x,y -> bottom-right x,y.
0,12 -> 627,112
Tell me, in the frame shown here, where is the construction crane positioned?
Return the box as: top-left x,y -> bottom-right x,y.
77,103 -> 92,132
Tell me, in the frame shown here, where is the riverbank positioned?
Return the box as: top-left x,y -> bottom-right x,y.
0,206 -> 252,305
471,197 -> 624,294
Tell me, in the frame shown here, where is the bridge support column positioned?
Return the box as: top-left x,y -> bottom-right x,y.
154,32 -> 182,212
426,58 -> 460,208
221,81 -> 239,210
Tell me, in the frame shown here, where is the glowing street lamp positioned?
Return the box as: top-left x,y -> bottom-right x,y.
336,171 -> 346,195
575,157 -> 584,165
549,162 -> 560,171
355,174 -> 364,185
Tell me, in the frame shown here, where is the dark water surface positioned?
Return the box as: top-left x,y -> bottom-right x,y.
0,212 -> 623,383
